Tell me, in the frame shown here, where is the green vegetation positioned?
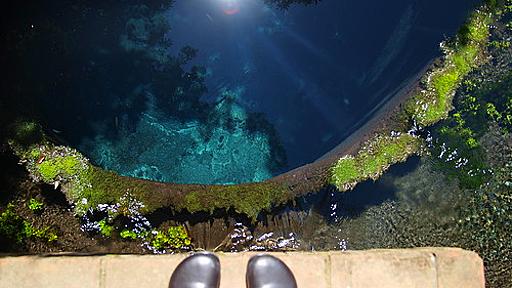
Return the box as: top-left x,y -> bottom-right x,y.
331,2 -> 501,193
458,136 -> 512,287
432,68 -> 512,190
120,229 -> 138,240
331,134 -> 423,191
433,120 -> 489,189
405,10 -> 493,127
38,155 -> 83,182
148,226 -> 192,252
182,182 -> 289,220
27,198 -> 44,212
0,203 -> 58,244
13,135 -> 290,219
98,219 -> 114,237
11,140 -> 153,215
2,0 -> 504,222
10,121 -> 43,147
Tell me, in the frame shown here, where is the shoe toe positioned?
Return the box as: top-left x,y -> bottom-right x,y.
246,255 -> 297,288
169,253 -> 220,288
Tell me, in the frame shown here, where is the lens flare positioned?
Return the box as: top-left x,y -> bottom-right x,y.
220,0 -> 241,15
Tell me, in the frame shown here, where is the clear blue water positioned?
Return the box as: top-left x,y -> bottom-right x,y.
29,0 -> 478,184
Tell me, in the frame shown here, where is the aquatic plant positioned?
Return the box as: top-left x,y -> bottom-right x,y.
335,8 -> 512,283
97,219 -> 114,237
120,229 -> 138,240
182,182 -> 289,220
10,121 -> 43,147
457,128 -> 512,287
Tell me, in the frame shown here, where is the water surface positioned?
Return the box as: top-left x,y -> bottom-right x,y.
19,0 -> 479,184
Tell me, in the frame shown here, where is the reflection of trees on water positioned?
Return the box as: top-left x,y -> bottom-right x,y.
4,0 -> 320,182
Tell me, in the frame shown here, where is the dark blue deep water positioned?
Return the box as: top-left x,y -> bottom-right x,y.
19,0 -> 479,184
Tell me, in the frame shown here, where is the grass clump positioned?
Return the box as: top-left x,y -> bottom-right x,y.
332,134 -> 423,191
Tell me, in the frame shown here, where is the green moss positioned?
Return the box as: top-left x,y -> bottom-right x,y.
0,204 -> 26,244
332,134 -> 423,191
120,229 -> 138,240
182,182 -> 288,220
331,157 -> 359,185
405,9 -> 493,127
37,155 -> 83,182
10,121 -> 43,147
28,148 -> 41,161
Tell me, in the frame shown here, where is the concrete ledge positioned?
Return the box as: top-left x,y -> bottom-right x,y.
0,248 -> 484,288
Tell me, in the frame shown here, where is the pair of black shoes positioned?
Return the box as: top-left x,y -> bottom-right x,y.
169,253 -> 298,288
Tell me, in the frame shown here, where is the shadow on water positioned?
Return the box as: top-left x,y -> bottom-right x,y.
294,156 -> 421,220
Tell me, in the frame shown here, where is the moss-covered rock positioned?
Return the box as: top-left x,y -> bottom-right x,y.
404,8 -> 493,127
331,134 -> 423,191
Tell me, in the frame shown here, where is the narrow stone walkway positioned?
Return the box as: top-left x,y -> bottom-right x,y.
0,248 -> 484,288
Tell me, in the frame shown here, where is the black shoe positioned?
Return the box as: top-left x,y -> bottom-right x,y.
169,252 -> 221,288
246,254 -> 298,288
